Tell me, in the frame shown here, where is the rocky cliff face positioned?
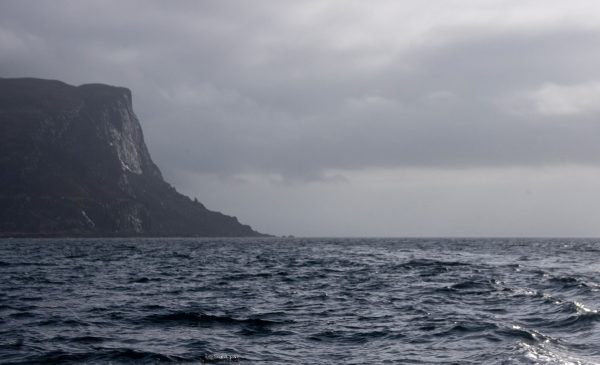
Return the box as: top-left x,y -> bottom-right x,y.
0,77 -> 265,237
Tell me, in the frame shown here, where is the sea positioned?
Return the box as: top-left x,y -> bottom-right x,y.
1,237 -> 599,364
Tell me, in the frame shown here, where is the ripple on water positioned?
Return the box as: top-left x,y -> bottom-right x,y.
1,237 -> 599,364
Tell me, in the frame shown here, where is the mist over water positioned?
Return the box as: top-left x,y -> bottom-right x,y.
1,238 -> 600,364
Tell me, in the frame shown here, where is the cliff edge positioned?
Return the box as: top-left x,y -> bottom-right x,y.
0,77 -> 265,237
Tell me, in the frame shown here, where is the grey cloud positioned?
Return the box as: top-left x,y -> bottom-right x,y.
2,0 -> 600,183
145,29 -> 600,180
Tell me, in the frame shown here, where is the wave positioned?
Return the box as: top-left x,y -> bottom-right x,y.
516,341 -> 596,365
307,329 -> 391,344
3,237 -> 600,364
397,258 -> 471,269
4,348 -> 190,364
142,310 -> 290,328
201,353 -> 244,363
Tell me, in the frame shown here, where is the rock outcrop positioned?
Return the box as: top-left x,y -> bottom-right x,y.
0,77 -> 265,237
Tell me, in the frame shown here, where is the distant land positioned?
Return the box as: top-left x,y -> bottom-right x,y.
0,77 -> 266,237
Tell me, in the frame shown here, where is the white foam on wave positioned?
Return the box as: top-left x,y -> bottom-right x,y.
518,341 -> 597,365
573,301 -> 597,314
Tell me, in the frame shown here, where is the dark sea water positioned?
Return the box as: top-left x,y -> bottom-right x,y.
1,238 -> 600,364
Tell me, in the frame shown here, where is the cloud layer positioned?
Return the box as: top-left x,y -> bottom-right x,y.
2,1 -> 600,235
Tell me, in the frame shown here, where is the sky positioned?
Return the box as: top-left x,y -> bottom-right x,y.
2,0 -> 600,237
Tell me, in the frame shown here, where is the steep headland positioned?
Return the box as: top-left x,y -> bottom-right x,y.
0,77 -> 265,237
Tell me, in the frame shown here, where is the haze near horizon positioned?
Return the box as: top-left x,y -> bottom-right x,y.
2,0 -> 600,237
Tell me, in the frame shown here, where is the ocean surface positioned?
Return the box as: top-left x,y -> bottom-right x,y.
1,238 -> 600,364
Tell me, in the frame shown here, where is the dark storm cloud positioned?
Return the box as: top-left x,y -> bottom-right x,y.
2,0 -> 600,181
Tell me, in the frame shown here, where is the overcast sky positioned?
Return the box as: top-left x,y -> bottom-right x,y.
3,0 -> 600,236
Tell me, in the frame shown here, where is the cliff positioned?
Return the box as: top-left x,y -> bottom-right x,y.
0,77 -> 265,237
